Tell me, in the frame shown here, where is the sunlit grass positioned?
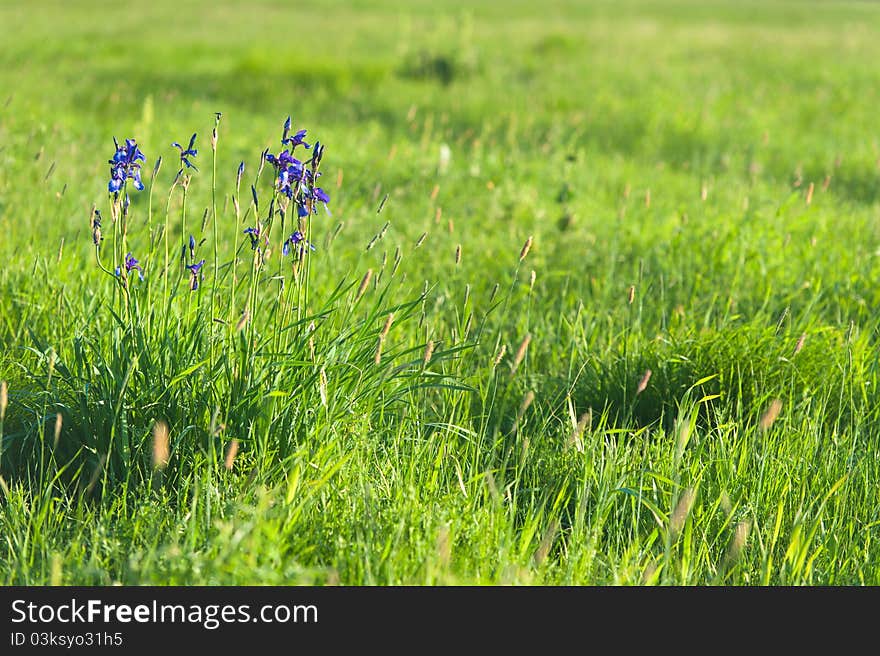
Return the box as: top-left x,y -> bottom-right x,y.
1,0 -> 879,585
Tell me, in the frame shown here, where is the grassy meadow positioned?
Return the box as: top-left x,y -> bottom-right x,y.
1,0 -> 880,585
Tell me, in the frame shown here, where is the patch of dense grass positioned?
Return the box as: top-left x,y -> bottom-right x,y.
1,0 -> 880,585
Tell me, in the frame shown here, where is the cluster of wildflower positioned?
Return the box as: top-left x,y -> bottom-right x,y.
103,137 -> 152,283
96,116 -> 329,290
265,117 -> 330,221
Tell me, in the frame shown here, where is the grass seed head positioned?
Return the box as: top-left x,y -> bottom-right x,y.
152,420 -> 170,471
533,519 -> 560,566
519,235 -> 533,261
374,338 -> 384,365
224,439 -> 240,471
455,243 -> 462,265
319,368 -> 328,408
669,487 -> 696,538
53,413 -> 62,449
235,309 -> 250,332
374,314 -> 394,364
516,390 -> 535,423
423,340 -> 435,365
380,313 -> 394,340
567,411 -> 591,453
492,344 -> 507,368
759,398 -> 783,431
510,333 -> 532,375
636,369 -> 652,395
725,520 -> 751,565
0,380 -> 7,422
720,491 -> 733,517
356,269 -> 373,301
489,282 -> 500,304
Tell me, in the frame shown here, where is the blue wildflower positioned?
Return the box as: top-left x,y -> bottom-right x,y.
115,252 -> 144,281
243,224 -> 267,250
282,230 -> 315,258
301,184 -> 331,216
265,149 -> 302,171
314,187 -> 330,204
281,116 -> 310,150
188,234 -> 196,260
108,137 -> 146,194
276,160 -> 305,199
172,133 -> 198,172
186,259 -> 205,291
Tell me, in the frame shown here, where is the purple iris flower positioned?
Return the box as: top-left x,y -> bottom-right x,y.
260,120 -> 331,219
108,137 -> 146,194
300,184 -> 331,216
115,252 -> 144,280
281,116 -> 310,150
186,259 -> 205,291
265,150 -> 302,172
282,231 -> 316,258
188,234 -> 196,260
172,133 -> 198,172
276,159 -> 305,199
243,225 -> 267,250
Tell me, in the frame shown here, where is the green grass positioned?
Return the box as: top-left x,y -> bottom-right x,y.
1,0 -> 880,585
